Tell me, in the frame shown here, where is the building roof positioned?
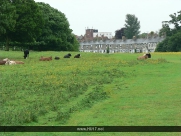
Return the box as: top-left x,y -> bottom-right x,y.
80,36 -> 165,45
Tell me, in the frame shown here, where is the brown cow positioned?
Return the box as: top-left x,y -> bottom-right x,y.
39,56 -> 52,61
0,60 -> 6,65
137,53 -> 151,60
13,61 -> 24,64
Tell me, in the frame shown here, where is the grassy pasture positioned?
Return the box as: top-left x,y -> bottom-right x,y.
0,51 -> 181,136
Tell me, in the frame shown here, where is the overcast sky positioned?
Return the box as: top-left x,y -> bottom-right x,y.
34,0 -> 181,36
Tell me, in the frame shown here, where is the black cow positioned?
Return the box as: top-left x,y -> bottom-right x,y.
64,53 -> 71,58
54,56 -> 60,60
74,54 -> 81,58
24,49 -> 29,59
145,53 -> 151,58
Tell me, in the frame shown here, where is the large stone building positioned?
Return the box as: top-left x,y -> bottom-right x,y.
79,35 -> 165,53
84,29 -> 98,40
93,32 -> 112,39
83,28 -> 113,40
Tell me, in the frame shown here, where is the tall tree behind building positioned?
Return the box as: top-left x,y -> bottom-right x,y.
124,14 -> 140,39
115,28 -> 125,39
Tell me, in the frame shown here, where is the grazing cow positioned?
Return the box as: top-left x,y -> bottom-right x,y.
24,49 -> 29,59
39,56 -> 52,61
146,53 -> 151,58
74,54 -> 81,58
54,56 -> 60,60
0,60 -> 6,65
64,53 -> 71,58
137,53 -> 151,60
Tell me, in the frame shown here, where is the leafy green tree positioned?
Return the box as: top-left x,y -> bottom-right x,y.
138,33 -> 147,38
159,11 -> 181,37
0,0 -> 17,50
67,34 -> 80,51
156,10 -> 181,52
0,0 -> 79,51
11,0 -> 44,43
159,23 -> 172,37
115,28 -> 125,39
149,31 -> 154,36
168,12 -> 181,30
0,0 -> 16,35
167,31 -> 181,51
0,0 -> 44,50
155,31 -> 181,52
124,14 -> 140,39
36,2 -> 79,51
155,38 -> 168,52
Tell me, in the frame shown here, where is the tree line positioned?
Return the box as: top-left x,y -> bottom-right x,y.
115,12 -> 181,52
155,11 -> 181,52
0,0 -> 79,51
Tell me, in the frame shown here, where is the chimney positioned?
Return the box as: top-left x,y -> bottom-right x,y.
122,36 -> 126,41
133,36 -> 136,40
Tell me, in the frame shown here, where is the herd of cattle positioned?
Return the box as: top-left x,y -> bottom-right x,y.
0,53 -> 81,65
0,53 -> 151,65
39,53 -> 81,61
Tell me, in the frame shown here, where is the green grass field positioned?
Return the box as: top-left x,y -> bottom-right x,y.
0,51 -> 181,136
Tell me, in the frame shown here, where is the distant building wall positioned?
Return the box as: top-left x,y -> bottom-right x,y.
84,28 -> 112,40
85,29 -> 96,40
93,32 -> 112,39
79,36 -> 165,53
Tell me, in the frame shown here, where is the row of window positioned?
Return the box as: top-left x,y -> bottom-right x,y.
94,33 -> 112,35
80,49 -> 141,52
82,46 -> 156,49
82,43 -> 157,47
81,43 -> 157,49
